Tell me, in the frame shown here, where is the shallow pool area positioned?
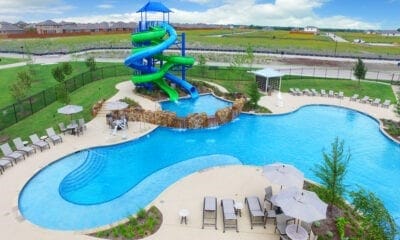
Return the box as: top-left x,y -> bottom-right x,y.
160,94 -> 232,117
19,105 -> 400,231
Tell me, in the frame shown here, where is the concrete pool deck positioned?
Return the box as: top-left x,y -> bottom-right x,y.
0,80 -> 399,240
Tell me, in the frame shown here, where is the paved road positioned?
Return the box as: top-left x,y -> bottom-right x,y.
325,32 -> 348,43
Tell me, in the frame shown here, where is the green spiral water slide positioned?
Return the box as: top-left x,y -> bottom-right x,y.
125,25 -> 195,101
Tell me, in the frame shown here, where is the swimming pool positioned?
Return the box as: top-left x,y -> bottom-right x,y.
19,105 -> 400,230
160,94 -> 232,117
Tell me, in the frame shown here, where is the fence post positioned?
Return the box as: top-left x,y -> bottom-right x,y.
300,68 -> 303,80
391,73 -> 394,85
325,68 -> 327,79
376,71 -> 379,81
43,91 -> 47,106
29,97 -> 34,114
337,68 -> 339,80
13,104 -> 18,123
313,67 -> 315,78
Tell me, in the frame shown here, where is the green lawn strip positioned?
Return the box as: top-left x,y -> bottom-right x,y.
281,78 -> 396,102
0,75 -> 128,151
0,57 -> 24,65
334,32 -> 400,44
0,61 -> 121,108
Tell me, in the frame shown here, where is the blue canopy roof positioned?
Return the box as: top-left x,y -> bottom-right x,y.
137,1 -> 172,13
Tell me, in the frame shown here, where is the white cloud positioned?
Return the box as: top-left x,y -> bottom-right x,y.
183,0 -> 212,3
97,4 -> 114,9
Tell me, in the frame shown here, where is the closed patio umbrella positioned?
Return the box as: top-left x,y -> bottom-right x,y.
262,162 -> 304,189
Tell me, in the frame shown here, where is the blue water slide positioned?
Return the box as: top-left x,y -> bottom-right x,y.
124,23 -> 198,98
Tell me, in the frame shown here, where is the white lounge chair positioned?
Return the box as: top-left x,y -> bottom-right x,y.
46,127 -> 63,145
350,94 -> 359,101
221,199 -> 238,233
310,88 -> 318,96
295,88 -> 302,96
289,88 -> 296,95
328,90 -> 334,97
382,99 -> 391,108
0,143 -> 25,163
337,91 -> 344,99
0,157 -> 13,174
245,196 -> 266,229
303,89 -> 312,96
320,89 -> 327,97
360,96 -> 369,103
13,137 -> 36,156
372,98 -> 381,106
202,196 -> 217,229
29,134 -> 50,151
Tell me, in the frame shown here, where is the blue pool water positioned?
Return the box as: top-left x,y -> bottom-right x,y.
161,94 -> 232,117
19,105 -> 400,231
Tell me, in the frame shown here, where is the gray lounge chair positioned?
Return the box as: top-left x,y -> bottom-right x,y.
0,157 -> 13,174
337,91 -> 344,99
303,89 -> 312,96
289,88 -> 296,95
0,143 -> 25,163
382,99 -> 391,108
372,98 -> 381,106
13,137 -> 36,156
360,96 -> 369,103
221,198 -> 238,233
310,88 -> 318,96
264,186 -> 274,209
294,88 -> 302,96
328,90 -> 334,97
350,94 -> 359,101
320,89 -> 327,97
245,196 -> 266,229
202,196 -> 217,229
46,127 -> 63,145
29,134 -> 50,151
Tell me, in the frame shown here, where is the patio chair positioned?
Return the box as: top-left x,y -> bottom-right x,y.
337,91 -> 344,99
58,122 -> 71,135
245,196 -> 266,229
382,99 -> 391,108
46,127 -> 63,145
360,96 -> 369,103
264,186 -> 274,209
29,134 -> 50,151
310,88 -> 318,96
0,143 -> 25,163
274,214 -> 296,236
0,157 -> 13,174
202,196 -> 217,229
328,90 -> 334,97
13,137 -> 36,156
78,118 -> 87,131
221,198 -> 238,233
372,98 -> 381,106
350,94 -> 359,101
320,89 -> 327,97
294,88 -> 302,96
301,220 -> 312,236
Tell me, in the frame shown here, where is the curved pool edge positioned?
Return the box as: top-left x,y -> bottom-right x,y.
243,103 -> 400,145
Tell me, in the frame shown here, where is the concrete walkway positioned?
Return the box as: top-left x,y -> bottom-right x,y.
0,80 -> 399,240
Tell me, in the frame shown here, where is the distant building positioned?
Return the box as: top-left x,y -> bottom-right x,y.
0,22 -> 24,34
303,26 -> 319,34
379,30 -> 400,37
36,20 -> 62,34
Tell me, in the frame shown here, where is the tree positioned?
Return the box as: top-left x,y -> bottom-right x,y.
52,66 -> 65,82
244,45 -> 255,69
247,80 -> 261,109
17,71 -> 32,88
353,58 -> 367,87
62,62 -> 73,76
350,188 -> 397,239
85,56 -> 96,71
9,81 -> 28,101
198,54 -> 207,77
313,137 -> 350,212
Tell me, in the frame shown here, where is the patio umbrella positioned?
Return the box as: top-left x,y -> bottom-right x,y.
271,186 -> 328,224
57,105 -> 83,120
104,101 -> 129,111
262,162 -> 304,189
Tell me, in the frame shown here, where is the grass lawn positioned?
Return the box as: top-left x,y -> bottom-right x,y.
0,75 -> 128,148
0,61 -> 122,108
281,77 -> 397,103
0,57 -> 24,65
335,31 -> 400,44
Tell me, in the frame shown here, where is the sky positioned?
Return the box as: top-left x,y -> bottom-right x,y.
0,0 -> 399,30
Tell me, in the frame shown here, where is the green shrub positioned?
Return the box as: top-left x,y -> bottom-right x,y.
137,208 -> 147,219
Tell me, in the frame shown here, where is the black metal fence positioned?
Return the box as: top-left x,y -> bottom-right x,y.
0,65 -> 132,131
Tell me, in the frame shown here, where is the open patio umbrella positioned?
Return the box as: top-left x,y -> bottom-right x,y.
271,186 -> 328,224
104,101 -> 129,111
57,104 -> 83,120
262,162 -> 304,189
